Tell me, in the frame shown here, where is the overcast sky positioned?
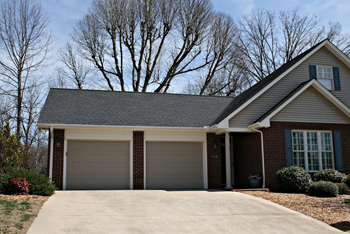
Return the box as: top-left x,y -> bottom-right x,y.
42,0 -> 350,50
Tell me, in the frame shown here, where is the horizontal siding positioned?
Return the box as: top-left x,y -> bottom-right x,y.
272,87 -> 350,124
229,47 -> 350,128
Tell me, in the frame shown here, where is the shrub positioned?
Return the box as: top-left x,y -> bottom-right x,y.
0,169 -> 56,196
309,181 -> 338,197
313,169 -> 347,183
7,177 -> 30,195
276,166 -> 312,193
334,183 -> 350,195
345,174 -> 350,188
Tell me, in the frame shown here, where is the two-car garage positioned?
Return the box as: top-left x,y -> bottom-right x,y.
65,139 -> 204,190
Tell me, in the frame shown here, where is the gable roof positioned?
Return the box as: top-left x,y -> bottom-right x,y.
37,89 -> 234,128
214,39 -> 350,128
38,40 -> 350,130
249,79 -> 350,129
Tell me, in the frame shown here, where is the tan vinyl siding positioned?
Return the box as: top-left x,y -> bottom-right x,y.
272,87 -> 350,124
229,47 -> 350,128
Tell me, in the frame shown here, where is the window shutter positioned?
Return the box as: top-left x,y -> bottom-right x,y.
334,131 -> 344,171
333,67 -> 341,91
309,65 -> 317,80
285,130 -> 293,167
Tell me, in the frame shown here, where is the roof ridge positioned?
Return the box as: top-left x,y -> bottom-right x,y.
49,88 -> 235,99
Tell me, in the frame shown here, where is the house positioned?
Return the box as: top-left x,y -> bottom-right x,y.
37,39 -> 350,190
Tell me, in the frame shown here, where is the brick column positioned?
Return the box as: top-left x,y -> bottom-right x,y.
207,133 -> 222,189
133,131 -> 144,189
52,129 -> 65,190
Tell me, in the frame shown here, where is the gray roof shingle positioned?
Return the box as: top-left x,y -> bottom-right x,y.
38,40 -> 325,128
38,89 -> 234,127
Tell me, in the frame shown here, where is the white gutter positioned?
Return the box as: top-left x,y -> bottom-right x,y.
49,126 -> 54,182
37,123 -> 209,132
249,125 -> 266,188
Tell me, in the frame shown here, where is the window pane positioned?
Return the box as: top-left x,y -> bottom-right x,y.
307,132 -> 318,151
308,152 -> 319,171
293,132 -> 304,151
293,152 -> 305,168
322,152 -> 333,169
319,78 -> 333,90
321,132 -> 332,151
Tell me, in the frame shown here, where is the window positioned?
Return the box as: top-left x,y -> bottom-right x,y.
292,131 -> 334,171
317,66 -> 333,90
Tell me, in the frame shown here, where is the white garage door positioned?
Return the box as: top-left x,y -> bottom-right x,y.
67,141 -> 130,190
146,142 -> 203,189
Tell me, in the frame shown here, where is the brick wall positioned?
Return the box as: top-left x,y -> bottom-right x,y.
207,133 -> 222,188
262,122 -> 350,190
232,133 -> 262,187
52,129 -> 64,190
133,131 -> 144,189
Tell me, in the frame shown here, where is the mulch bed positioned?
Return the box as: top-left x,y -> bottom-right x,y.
0,194 -> 48,234
240,191 -> 350,233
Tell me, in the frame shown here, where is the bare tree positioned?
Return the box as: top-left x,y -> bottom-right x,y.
71,0 -> 216,92
237,8 -> 350,82
0,0 -> 52,142
57,42 -> 92,89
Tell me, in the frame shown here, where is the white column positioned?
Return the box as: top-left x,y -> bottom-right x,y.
225,132 -> 232,189
49,126 -> 54,182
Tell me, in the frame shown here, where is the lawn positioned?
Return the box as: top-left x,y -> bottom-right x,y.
0,194 -> 48,234
240,191 -> 350,233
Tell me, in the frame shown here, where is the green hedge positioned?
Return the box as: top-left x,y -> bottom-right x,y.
313,169 -> 347,183
276,166 -> 312,193
0,169 -> 56,196
334,183 -> 350,195
309,181 -> 338,197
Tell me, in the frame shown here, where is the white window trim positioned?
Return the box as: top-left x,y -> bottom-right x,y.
292,130 -> 334,172
316,65 -> 334,90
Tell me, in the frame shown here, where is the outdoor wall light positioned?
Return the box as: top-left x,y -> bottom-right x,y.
213,141 -> 217,152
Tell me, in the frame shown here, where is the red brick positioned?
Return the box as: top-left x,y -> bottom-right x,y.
207,133 -> 222,188
133,131 -> 144,189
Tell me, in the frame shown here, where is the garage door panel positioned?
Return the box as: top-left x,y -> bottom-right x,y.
146,142 -> 203,189
67,141 -> 129,190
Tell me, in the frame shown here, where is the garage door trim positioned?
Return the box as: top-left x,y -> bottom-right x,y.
144,140 -> 208,189
63,138 -> 133,190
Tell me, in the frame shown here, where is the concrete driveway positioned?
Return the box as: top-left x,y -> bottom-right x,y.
28,190 -> 342,234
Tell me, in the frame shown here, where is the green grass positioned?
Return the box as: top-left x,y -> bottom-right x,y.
20,214 -> 36,222
0,198 -> 37,232
344,198 -> 350,204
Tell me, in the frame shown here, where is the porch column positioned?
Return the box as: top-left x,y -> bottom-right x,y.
225,132 -> 232,189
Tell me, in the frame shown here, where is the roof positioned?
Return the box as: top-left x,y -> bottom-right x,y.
254,80 -> 312,123
212,39 -> 327,125
38,39 -> 343,129
38,89 -> 234,128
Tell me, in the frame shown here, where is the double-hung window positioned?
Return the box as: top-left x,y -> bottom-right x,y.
292,131 -> 334,172
317,66 -> 333,90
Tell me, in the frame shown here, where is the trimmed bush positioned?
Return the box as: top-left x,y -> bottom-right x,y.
276,166 -> 312,193
345,174 -> 350,188
0,169 -> 56,196
313,169 -> 346,183
309,181 -> 338,197
334,183 -> 350,195
7,177 -> 30,195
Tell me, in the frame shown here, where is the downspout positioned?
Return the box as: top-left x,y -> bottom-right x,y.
49,126 -> 54,182
250,126 -> 266,188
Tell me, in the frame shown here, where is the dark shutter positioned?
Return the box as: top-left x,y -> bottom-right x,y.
309,65 -> 317,80
333,67 -> 341,91
334,131 -> 344,171
285,130 -> 293,167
